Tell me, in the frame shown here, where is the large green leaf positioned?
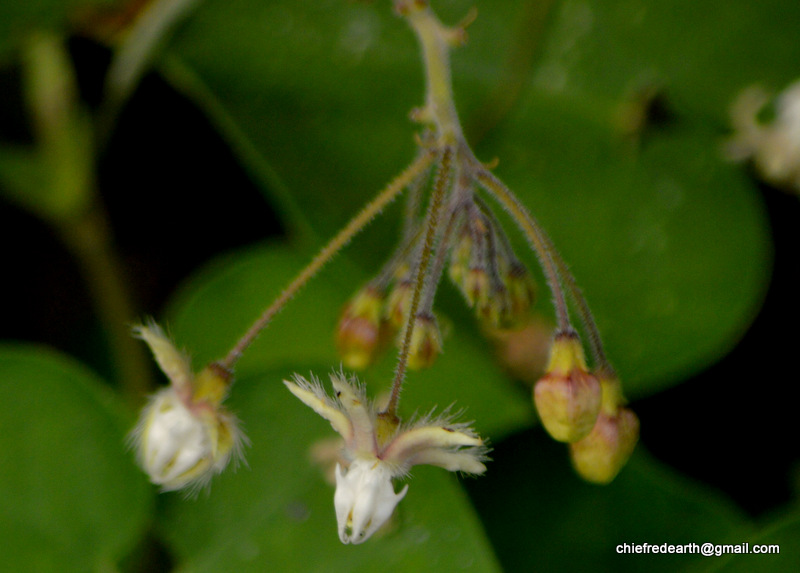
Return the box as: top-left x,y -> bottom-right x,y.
466,430 -> 755,573
158,365 -> 502,573
0,345 -> 153,572
161,0 -> 776,399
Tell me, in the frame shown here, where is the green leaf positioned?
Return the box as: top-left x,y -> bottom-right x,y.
467,431 -> 754,573
700,513 -> 800,572
0,344 -> 153,572
162,0 -> 775,399
492,102 -> 771,396
166,241 -> 533,439
159,366 -> 502,573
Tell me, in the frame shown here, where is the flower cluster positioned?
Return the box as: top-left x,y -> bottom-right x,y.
284,371 -> 488,543
126,0 -> 638,547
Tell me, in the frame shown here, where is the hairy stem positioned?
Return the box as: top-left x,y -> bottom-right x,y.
384,145 -> 452,416
219,150 -> 434,371
542,232 -> 613,374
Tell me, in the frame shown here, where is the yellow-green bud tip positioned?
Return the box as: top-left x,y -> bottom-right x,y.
570,407 -> 639,484
533,332 -> 601,443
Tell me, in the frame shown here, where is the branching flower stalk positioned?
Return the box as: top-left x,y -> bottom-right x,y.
130,0 -> 639,541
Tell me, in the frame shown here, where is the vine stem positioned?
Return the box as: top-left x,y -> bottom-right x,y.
383,145 -> 452,417
218,150 -> 434,372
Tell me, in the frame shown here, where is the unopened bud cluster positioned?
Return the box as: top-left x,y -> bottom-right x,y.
335,170 -> 536,372
125,0 -> 640,547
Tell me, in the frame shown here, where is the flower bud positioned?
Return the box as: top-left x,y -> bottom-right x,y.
335,287 -> 390,370
569,375 -> 639,483
131,323 -> 245,492
133,386 -> 241,492
498,264 -> 536,329
405,314 -> 443,370
385,280 -> 413,330
462,267 -> 491,308
334,459 -> 408,544
570,406 -> 639,484
447,231 -> 472,286
533,331 -> 601,443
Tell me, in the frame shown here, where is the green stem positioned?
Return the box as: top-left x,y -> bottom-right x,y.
384,145 -> 452,417
57,203 -> 152,401
402,1 -> 464,142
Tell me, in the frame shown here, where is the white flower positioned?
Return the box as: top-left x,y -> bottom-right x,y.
130,322 -> 245,493
334,458 -> 408,544
285,371 -> 489,544
726,80 -> 800,191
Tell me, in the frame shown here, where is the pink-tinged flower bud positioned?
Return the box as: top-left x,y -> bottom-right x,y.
463,267 -> 491,308
335,287 -> 390,370
498,264 -> 536,329
385,280 -> 414,330
570,376 -> 639,483
533,331 -> 601,443
405,314 -> 443,370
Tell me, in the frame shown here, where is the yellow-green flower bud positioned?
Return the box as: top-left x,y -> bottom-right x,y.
570,407 -> 639,484
499,264 -> 536,329
335,287 -> 390,370
533,331 -> 601,443
385,280 -> 413,330
405,314 -> 443,370
569,376 -> 639,483
447,233 -> 472,286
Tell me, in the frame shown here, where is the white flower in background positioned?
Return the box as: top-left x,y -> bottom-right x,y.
130,322 -> 246,493
285,371 -> 489,544
726,79 -> 800,192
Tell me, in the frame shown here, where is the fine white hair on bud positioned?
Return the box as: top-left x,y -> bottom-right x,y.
130,386 -> 243,492
334,459 -> 409,544
130,321 -> 246,493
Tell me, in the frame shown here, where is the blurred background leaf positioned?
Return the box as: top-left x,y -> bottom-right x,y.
0,345 -> 153,572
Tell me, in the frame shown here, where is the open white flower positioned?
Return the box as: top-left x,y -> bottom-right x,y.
130,322 -> 246,493
285,371 -> 489,544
